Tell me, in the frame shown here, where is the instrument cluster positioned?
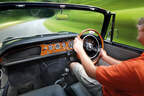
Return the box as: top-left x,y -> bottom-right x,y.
40,40 -> 73,56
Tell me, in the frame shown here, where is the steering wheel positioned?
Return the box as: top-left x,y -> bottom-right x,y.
79,28 -> 104,60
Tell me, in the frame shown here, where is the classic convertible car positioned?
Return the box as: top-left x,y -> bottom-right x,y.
0,2 -> 143,96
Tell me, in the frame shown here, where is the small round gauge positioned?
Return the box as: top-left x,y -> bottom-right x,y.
48,45 -> 53,50
68,40 -> 73,48
55,43 -> 60,49
62,42 -> 66,48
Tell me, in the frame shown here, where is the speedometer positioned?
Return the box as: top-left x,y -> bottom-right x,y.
55,43 -> 60,49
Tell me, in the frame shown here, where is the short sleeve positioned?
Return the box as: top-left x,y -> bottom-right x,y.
95,61 -> 139,91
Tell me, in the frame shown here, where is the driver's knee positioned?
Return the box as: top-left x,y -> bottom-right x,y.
70,62 -> 79,69
70,62 -> 82,71
70,62 -> 83,76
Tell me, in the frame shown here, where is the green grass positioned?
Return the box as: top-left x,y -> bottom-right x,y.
44,17 -> 102,33
44,10 -> 104,32
0,9 -> 38,29
112,7 -> 144,49
0,16 -> 34,24
56,14 -> 69,20
68,0 -> 144,11
44,10 -> 104,33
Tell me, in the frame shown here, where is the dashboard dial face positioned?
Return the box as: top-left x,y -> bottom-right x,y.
55,43 -> 60,49
68,41 -> 73,48
48,45 -> 53,50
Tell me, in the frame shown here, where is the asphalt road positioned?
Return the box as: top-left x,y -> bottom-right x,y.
0,19 -> 52,42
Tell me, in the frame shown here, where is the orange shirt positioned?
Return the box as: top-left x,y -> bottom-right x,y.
96,53 -> 144,96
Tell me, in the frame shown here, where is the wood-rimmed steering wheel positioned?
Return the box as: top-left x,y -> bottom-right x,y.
79,28 -> 104,60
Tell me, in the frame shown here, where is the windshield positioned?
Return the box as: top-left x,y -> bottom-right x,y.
0,8 -> 104,42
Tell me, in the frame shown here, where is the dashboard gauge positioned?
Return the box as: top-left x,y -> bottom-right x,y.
55,43 -> 60,49
68,40 -> 73,48
48,45 -> 53,50
62,42 -> 66,48
43,47 -> 47,50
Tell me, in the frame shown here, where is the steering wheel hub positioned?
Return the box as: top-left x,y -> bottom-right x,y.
83,34 -> 100,59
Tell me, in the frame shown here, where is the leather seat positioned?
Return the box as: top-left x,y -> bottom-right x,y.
71,83 -> 92,96
19,84 -> 67,96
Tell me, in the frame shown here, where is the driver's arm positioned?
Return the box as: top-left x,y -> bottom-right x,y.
73,36 -> 122,79
100,49 -> 122,65
73,36 -> 97,79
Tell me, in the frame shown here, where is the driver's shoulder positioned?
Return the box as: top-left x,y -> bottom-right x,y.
121,57 -> 144,71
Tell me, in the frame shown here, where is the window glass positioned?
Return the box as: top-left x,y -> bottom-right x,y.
0,8 -> 104,43
107,10 -> 144,49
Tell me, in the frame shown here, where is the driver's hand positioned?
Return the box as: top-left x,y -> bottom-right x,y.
93,48 -> 107,65
93,54 -> 101,65
73,36 -> 84,54
100,48 -> 108,59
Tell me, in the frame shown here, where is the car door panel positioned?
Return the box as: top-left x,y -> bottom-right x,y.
104,42 -> 141,61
